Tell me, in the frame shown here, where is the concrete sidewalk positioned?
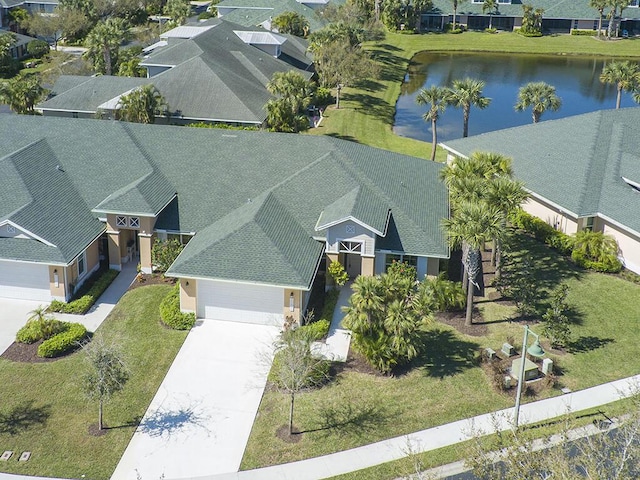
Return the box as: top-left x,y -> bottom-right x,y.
312,285 -> 352,362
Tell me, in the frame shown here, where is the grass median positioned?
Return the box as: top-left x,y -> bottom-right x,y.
0,284 -> 187,480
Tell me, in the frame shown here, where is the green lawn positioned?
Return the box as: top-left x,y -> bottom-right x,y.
241,232 -> 640,469
0,285 -> 187,480
308,32 -> 640,160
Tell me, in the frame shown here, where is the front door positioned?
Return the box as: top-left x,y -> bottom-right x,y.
345,253 -> 362,278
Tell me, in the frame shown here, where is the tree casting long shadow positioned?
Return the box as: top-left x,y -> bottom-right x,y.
566,336 -> 614,354
305,399 -> 392,440
0,400 -> 51,435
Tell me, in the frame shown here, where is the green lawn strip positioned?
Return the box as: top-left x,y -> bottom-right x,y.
0,285 -> 187,480
326,396 -> 639,480
307,32 -> 640,159
242,233 -> 640,469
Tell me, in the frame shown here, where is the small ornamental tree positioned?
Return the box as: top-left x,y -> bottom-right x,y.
542,283 -> 572,348
151,238 -> 184,273
27,39 -> 49,58
327,260 -> 349,288
82,337 -> 130,431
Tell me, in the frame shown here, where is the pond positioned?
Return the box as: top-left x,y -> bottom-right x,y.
393,52 -> 639,143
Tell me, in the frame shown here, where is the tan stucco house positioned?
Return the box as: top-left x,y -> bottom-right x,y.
0,114 -> 448,326
442,107 -> 640,274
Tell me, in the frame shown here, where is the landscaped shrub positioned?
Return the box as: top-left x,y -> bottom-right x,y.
296,319 -> 330,341
327,260 -> 348,287
571,230 -> 622,273
49,269 -> 119,314
16,318 -> 65,343
159,284 -> 195,330
387,260 -> 417,283
37,322 -> 87,358
571,29 -> 597,36
510,209 -> 574,255
419,274 -> 465,311
198,10 -> 215,19
151,238 -> 184,273
27,39 -> 50,58
313,87 -> 333,106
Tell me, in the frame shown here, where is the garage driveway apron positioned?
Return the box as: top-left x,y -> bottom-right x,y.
111,319 -> 279,480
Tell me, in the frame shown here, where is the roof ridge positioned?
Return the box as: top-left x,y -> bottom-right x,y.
578,110 -> 611,217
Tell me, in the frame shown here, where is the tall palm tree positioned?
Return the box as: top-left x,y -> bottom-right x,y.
83,18 -> 128,75
482,0 -> 498,29
607,0 -> 631,38
515,81 -> 562,123
116,85 -> 167,124
486,176 -> 529,276
342,275 -> 383,335
442,200 -> 503,325
416,85 -> 450,161
267,71 -> 313,115
448,78 -> 491,138
589,0 -> 608,38
0,74 -> 45,114
599,60 -> 640,109
450,0 -> 466,30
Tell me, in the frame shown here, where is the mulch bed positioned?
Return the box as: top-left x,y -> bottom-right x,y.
128,273 -> 176,291
1,340 -> 60,363
436,311 -> 489,337
331,350 -> 385,377
88,423 -> 109,437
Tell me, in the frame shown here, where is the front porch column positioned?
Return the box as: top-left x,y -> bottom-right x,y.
48,265 -> 66,301
107,230 -> 121,271
138,232 -> 154,274
180,278 -> 197,313
361,256 -> 374,277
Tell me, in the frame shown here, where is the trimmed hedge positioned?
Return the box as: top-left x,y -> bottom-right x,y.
16,318 -> 65,344
297,319 -> 331,341
510,209 -> 574,255
37,322 -> 87,358
49,269 -> 119,314
571,29 -> 597,36
159,284 -> 196,330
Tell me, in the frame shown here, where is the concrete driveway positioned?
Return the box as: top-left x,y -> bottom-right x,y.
111,319 -> 279,480
0,299 -> 46,354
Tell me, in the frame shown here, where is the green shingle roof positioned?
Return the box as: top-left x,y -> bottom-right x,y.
315,185 -> 390,235
219,0 -> 327,32
428,0 -> 640,20
442,107 -> 640,237
0,114 -> 448,286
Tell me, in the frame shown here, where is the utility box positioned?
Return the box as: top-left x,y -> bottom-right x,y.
542,358 -> 554,375
504,376 -> 512,389
502,343 -> 515,356
512,357 -> 538,381
485,347 -> 496,359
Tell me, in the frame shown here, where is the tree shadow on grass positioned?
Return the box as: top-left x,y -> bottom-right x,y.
0,400 -> 51,435
324,133 -> 359,143
343,92 -> 395,123
566,336 -> 614,354
406,328 -> 480,379
304,399 -> 391,440
355,78 -> 385,93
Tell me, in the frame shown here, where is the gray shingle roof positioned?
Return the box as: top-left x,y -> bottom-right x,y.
315,186 -> 390,235
428,0 -> 640,20
0,114 -> 448,286
219,0 -> 327,32
442,107 -> 640,236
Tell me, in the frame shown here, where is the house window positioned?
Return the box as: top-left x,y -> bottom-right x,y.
573,19 -> 579,30
585,217 -> 595,231
116,216 -> 127,227
78,252 -> 87,277
339,241 -> 362,253
129,217 -> 140,228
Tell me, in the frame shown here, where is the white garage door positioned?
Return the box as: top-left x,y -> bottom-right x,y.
197,280 -> 284,325
0,260 -> 51,302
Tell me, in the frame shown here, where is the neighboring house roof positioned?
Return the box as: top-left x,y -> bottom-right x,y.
217,0 -> 327,32
0,115 -> 448,287
37,18 -> 313,125
442,107 -> 640,237
427,0 -> 640,20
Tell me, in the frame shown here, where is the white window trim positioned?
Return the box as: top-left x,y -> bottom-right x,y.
77,251 -> 87,278
129,216 -> 140,228
116,216 -> 127,227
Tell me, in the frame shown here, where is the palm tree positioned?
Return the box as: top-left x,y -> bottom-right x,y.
589,0 -> 608,38
482,0 -> 498,29
342,275 -> 384,335
442,200 -> 503,325
450,0 -> 466,31
416,85 -> 450,161
272,11 -> 309,37
116,85 -> 168,124
599,60 -> 640,109
83,18 -> 128,75
267,71 -> 313,115
448,78 -> 491,138
607,0 -> 631,38
515,81 -> 562,123
0,74 -> 46,114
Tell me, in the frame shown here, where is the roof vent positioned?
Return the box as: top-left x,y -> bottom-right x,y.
56,164 -> 65,172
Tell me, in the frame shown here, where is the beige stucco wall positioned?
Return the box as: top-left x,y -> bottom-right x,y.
523,197 -> 579,235
361,256 -> 374,277
86,240 -> 100,271
283,289 -> 302,323
139,233 -> 154,273
49,265 -> 66,300
179,278 -> 197,313
601,221 -> 640,274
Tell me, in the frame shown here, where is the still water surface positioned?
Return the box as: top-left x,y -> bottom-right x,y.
393,52 -> 638,142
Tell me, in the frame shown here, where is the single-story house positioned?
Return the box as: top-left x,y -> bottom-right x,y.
36,19 -> 314,127
1,0 -> 56,29
441,107 -> 640,274
0,114 -> 448,325
216,0 -> 328,32
422,0 -> 640,34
